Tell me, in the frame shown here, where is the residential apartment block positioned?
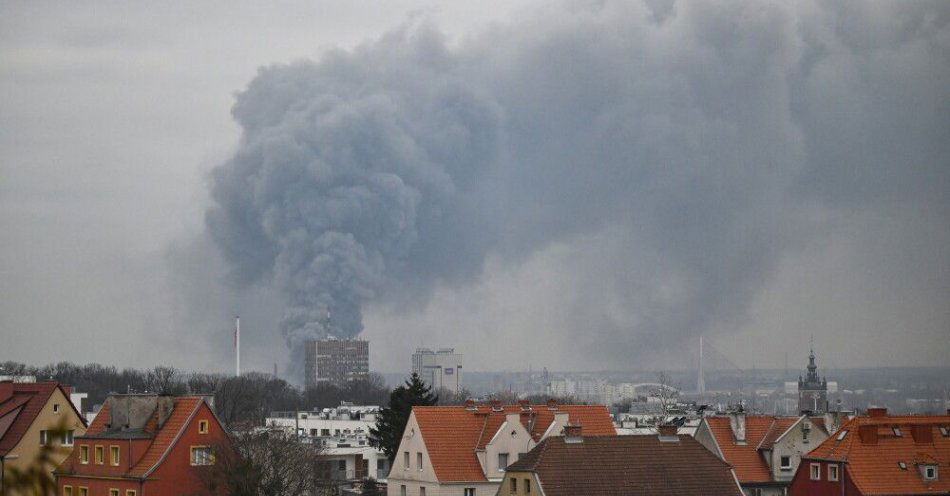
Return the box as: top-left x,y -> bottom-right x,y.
411,348 -> 463,394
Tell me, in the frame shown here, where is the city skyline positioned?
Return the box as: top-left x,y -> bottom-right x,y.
1,0 -> 948,375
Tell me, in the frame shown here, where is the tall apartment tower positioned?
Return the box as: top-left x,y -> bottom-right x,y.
411,348 -> 463,393
304,338 -> 369,389
798,346 -> 828,414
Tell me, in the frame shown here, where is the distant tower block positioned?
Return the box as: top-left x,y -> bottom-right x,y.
304,338 -> 369,389
798,344 -> 828,414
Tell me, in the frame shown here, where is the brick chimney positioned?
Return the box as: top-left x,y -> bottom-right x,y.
546,399 -> 558,410
658,424 -> 679,442
729,411 -> 747,443
867,407 -> 888,418
911,424 -> 933,444
564,424 -> 583,443
858,424 -> 878,444
0,381 -> 13,403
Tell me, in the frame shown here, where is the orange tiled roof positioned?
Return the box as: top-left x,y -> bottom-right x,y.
130,396 -> 202,476
413,404 -> 616,482
706,415 -> 827,484
66,396 -> 205,478
804,413 -> 950,495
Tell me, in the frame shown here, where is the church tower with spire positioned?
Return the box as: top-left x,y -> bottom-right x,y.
798,343 -> 828,414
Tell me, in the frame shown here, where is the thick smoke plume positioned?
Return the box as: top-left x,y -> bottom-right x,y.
206,0 -> 950,369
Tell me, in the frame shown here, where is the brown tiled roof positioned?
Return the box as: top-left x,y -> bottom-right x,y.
804,413 -> 950,495
507,435 -> 743,496
0,382 -> 82,456
413,404 -> 616,482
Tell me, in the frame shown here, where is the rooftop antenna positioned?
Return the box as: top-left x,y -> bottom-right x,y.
235,316 -> 241,377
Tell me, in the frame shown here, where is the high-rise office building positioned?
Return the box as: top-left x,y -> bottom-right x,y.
411,347 -> 463,393
304,338 -> 369,389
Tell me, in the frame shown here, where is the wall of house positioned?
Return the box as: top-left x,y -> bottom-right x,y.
496,471 -> 540,496
484,414 -> 536,477
145,402 -> 230,496
57,476 -> 142,496
787,460 -> 858,496
769,418 -> 830,483
693,420 -> 723,460
6,387 -> 87,486
387,480 -> 499,496
386,414 -> 439,488
740,485 -> 785,496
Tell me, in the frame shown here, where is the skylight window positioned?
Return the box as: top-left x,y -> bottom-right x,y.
940,426 -> 948,437
898,462 -> 908,470
837,430 -> 848,441
892,426 -> 902,437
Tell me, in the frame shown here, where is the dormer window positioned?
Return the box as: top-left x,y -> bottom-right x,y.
837,430 -> 848,441
940,426 -> 948,437
921,465 -> 938,481
892,427 -> 902,437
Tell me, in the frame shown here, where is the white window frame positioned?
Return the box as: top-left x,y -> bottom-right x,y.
464,489 -> 476,496
923,465 -> 937,480
53,403 -> 60,414
810,463 -> 821,481
404,451 -> 409,470
417,452 -> 423,471
190,445 -> 214,466
828,464 -> 839,481
63,430 -> 74,446
780,455 -> 791,470
40,430 -> 48,445
498,452 -> 509,472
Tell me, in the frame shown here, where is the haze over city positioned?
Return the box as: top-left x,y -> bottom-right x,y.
2,0 -> 948,377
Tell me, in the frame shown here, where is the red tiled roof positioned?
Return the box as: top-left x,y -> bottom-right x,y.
63,396 -> 205,478
413,404 -> 616,482
130,396 -> 202,477
804,414 -> 950,495
706,415 -> 827,483
507,435 -> 743,496
0,382 -> 79,456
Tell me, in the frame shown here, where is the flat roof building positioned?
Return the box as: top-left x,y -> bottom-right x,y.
305,338 -> 369,389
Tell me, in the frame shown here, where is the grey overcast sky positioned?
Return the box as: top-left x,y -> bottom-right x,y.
2,0 -> 948,377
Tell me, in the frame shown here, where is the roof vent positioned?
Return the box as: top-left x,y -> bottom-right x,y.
490,400 -> 503,412
464,399 -> 476,411
518,400 -> 531,411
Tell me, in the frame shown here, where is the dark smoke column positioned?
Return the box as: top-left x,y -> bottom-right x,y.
204,32 -> 503,373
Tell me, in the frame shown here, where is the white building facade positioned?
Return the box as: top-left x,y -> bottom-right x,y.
411,348 -> 463,393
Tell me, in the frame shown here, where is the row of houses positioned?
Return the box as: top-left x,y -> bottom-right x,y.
3,377 -> 949,496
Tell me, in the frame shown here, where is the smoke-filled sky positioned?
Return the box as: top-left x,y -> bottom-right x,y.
2,0 -> 948,377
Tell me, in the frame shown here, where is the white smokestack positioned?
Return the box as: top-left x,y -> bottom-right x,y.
235,316 -> 241,377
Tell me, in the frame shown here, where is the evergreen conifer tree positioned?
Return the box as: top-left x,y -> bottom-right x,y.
369,373 -> 438,461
